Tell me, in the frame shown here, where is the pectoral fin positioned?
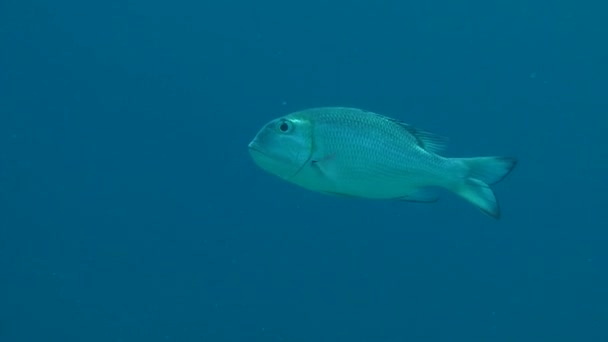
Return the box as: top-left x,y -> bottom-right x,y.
310,154 -> 339,178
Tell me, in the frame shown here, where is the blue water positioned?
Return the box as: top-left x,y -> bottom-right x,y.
1,1 -> 606,341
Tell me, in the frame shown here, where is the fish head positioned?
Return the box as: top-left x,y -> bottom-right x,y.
248,115 -> 313,180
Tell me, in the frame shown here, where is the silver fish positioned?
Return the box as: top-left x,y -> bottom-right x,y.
248,107 -> 517,219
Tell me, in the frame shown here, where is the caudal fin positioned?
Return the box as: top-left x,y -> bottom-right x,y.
454,157 -> 517,219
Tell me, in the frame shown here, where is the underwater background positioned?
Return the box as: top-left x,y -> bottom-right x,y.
1,0 -> 606,341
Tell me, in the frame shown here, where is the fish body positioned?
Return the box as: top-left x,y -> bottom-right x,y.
248,107 -> 516,218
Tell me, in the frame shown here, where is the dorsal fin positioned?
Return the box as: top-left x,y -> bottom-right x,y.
388,118 -> 449,153
403,124 -> 449,153
362,109 -> 450,153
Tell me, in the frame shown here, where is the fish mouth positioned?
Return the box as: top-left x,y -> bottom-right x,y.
248,141 -> 303,180
248,141 -> 274,163
248,141 -> 266,155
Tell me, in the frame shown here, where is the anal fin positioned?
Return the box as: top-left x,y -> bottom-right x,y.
394,188 -> 439,203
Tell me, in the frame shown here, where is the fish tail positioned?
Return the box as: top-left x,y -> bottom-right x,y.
453,156 -> 517,219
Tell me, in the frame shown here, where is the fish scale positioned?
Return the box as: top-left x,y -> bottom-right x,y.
308,108 -> 450,181
249,107 -> 517,218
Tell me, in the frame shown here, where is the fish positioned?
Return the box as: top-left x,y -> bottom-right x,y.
248,107 -> 517,219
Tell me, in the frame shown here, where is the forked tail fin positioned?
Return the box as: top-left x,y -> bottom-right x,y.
454,157 -> 517,219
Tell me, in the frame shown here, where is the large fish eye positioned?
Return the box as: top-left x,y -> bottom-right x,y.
277,120 -> 293,133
